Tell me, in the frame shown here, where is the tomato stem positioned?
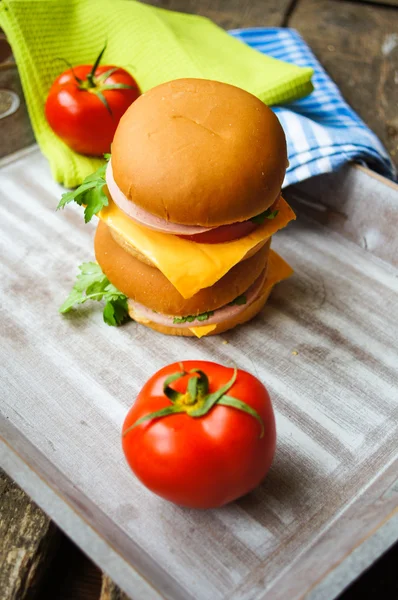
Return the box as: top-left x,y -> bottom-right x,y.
59,42 -> 134,116
54,57 -> 83,84
86,73 -> 97,89
123,366 -> 265,438
87,41 -> 108,84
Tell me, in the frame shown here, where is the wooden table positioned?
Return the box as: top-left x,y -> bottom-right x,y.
1,1 -> 397,599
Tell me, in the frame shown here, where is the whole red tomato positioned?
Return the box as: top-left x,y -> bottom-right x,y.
45,46 -> 140,156
122,361 -> 276,509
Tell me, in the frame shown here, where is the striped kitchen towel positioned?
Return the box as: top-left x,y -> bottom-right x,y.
230,28 -> 396,186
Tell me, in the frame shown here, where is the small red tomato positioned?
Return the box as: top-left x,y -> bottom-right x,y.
45,45 -> 140,156
122,361 -> 276,509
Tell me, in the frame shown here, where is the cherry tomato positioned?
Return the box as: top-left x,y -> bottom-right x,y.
122,361 -> 276,509
45,47 -> 140,156
178,220 -> 258,244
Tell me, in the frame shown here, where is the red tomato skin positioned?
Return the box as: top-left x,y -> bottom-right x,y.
122,361 -> 276,509
45,65 -> 140,156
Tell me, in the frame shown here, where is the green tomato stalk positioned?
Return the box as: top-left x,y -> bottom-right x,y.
123,367 -> 265,438
56,42 -> 134,114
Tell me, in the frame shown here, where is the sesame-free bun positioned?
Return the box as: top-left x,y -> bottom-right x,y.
128,284 -> 273,337
95,221 -> 270,316
111,79 -> 287,227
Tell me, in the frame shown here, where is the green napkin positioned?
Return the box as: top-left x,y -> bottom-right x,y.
0,0 -> 313,188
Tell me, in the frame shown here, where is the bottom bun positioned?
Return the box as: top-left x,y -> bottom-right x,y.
128,250 -> 293,338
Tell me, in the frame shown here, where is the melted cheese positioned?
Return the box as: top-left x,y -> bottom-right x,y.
188,250 -> 293,338
98,196 -> 295,299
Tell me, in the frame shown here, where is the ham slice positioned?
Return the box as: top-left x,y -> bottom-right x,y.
128,269 -> 267,329
106,161 -> 213,235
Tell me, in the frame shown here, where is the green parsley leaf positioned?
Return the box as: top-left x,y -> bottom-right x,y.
57,156 -> 110,223
103,298 -> 129,326
228,294 -> 247,306
103,282 -> 125,299
85,280 -> 108,297
59,288 -> 85,313
72,262 -> 105,292
173,316 -> 186,324
173,311 -> 214,324
196,311 -> 214,321
60,262 -> 130,326
250,208 -> 279,225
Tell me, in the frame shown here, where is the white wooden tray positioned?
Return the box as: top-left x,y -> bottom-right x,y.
1,146 -> 397,600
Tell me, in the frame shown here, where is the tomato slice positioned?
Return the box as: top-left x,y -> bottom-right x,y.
178,198 -> 280,244
178,220 -> 258,244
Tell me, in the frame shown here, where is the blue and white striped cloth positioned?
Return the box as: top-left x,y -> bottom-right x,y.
230,28 -> 396,187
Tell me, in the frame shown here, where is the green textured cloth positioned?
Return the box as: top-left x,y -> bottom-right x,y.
0,0 -> 313,187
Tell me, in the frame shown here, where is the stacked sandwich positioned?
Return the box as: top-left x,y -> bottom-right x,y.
67,78 -> 295,337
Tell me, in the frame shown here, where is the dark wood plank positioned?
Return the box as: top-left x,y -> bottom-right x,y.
141,0 -> 292,28
100,575 -> 131,600
41,536 -> 102,600
0,469 -> 61,599
338,542 -> 398,599
0,65 -> 35,159
350,0 -> 398,7
289,0 -> 398,168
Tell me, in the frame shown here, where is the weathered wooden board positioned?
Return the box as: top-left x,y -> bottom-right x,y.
289,0 -> 398,169
0,146 -> 397,600
284,163 -> 398,267
0,469 -> 60,599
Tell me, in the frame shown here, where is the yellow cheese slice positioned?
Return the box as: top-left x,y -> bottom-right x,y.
188,250 -> 293,338
262,249 -> 293,287
188,324 -> 218,338
98,196 -> 295,299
